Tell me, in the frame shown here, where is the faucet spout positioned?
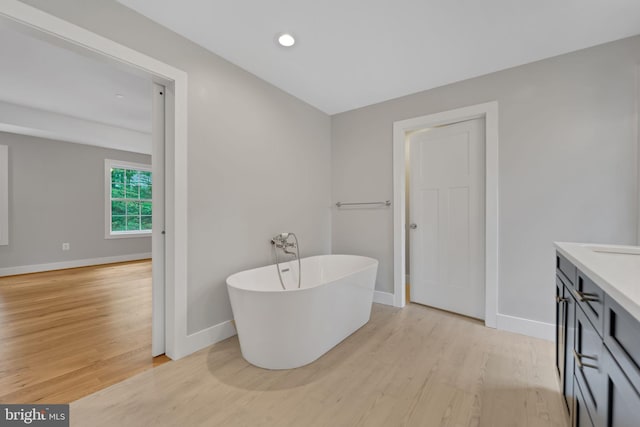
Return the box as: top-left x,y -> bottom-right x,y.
282,242 -> 297,255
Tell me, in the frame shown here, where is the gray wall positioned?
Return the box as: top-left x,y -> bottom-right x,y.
332,35 -> 640,325
0,132 -> 151,268
19,0 -> 333,334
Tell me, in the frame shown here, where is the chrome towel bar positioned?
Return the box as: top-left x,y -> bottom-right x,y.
335,200 -> 391,207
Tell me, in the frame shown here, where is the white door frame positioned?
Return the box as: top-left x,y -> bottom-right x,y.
0,1 -> 190,359
636,65 -> 640,246
392,101 -> 499,328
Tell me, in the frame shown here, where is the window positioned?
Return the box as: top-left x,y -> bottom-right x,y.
105,159 -> 152,238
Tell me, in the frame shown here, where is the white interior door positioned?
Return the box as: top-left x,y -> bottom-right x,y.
151,83 -> 166,356
409,119 -> 485,319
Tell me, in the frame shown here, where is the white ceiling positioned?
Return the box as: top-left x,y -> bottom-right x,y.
118,0 -> 640,114
0,23 -> 152,133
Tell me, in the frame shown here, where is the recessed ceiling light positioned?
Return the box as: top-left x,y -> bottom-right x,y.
115,94 -> 125,99
277,33 -> 295,47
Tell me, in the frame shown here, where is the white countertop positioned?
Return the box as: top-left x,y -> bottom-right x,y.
555,242 -> 640,321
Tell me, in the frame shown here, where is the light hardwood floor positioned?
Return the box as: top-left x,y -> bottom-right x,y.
71,303 -> 568,427
0,260 -> 169,404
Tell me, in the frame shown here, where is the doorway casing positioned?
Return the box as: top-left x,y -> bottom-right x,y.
392,101 -> 499,328
0,0 -> 190,358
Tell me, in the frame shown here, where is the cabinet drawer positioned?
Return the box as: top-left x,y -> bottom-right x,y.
574,306 -> 605,419
573,271 -> 604,337
557,252 -> 576,287
599,348 -> 640,427
574,378 -> 596,427
604,296 -> 640,392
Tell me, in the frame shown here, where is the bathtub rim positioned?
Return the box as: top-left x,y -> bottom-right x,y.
226,254 -> 378,294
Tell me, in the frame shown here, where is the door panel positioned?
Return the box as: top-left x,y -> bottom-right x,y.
574,379 -> 596,427
556,276 -> 566,385
151,82 -> 166,357
600,348 -> 640,427
575,272 -> 604,337
564,283 -> 576,420
575,306 -> 604,421
409,119 -> 485,319
603,296 -> 640,389
417,189 -> 439,288
557,252 -> 576,287
447,187 -> 470,289
557,275 -> 576,417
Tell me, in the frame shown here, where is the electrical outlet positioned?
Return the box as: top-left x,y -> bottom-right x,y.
62,243 -> 70,251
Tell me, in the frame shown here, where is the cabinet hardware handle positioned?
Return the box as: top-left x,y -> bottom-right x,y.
573,349 -> 598,370
556,296 -> 568,303
573,290 -> 599,303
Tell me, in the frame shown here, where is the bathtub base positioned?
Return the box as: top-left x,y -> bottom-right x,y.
227,255 -> 378,370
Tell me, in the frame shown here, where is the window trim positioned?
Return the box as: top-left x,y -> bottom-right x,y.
105,159 -> 152,239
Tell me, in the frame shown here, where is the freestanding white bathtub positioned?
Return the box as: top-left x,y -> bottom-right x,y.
226,255 -> 378,370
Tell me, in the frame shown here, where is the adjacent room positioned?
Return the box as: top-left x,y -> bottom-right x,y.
0,22 -> 168,403
0,1 -> 639,426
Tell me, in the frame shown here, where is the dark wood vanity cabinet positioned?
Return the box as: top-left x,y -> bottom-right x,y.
555,251 -> 640,427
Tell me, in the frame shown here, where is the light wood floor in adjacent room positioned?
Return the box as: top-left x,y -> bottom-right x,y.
72,303 -> 568,427
0,260 -> 169,404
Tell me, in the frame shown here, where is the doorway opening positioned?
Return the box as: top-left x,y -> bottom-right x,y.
1,0 -> 192,363
392,102 -> 499,328
0,16 -> 170,403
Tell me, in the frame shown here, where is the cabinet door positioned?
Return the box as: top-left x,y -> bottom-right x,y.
564,283 -> 576,420
603,296 -> 640,389
598,349 -> 640,427
574,378 -> 596,427
574,306 -> 604,423
557,276 -> 566,384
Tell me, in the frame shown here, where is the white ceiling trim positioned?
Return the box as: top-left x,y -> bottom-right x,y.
0,101 -> 151,154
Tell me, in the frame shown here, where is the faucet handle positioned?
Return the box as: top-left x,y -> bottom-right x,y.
271,233 -> 292,244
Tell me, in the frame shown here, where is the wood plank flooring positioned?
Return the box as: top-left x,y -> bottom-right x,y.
71,303 -> 568,427
0,260 -> 169,404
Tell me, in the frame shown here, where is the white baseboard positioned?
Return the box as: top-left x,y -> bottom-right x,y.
0,252 -> 152,277
373,290 -> 395,306
496,313 -> 554,341
184,319 -> 237,356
